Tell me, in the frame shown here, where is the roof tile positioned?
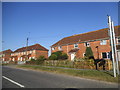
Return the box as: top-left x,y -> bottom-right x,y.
14,44 -> 48,52
52,26 -> 120,47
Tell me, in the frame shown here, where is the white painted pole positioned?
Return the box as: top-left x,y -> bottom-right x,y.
111,21 -> 119,75
108,15 -> 116,77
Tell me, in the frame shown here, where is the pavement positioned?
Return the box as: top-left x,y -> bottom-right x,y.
2,66 -> 119,88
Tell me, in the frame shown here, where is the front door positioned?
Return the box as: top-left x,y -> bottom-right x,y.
71,53 -> 75,61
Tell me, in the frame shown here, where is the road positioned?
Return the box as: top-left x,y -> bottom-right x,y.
2,66 -> 118,88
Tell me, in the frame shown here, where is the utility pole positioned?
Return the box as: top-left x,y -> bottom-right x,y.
107,15 -> 116,77
26,32 -> 30,61
111,21 -> 119,75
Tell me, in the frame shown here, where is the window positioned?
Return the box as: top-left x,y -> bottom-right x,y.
117,37 -> 120,43
32,50 -> 35,53
24,52 -> 26,54
74,44 -> 78,48
29,57 -> 32,59
102,52 -> 110,59
18,57 -> 20,60
52,47 -> 55,50
3,58 -> 4,61
32,57 -> 35,59
85,42 -> 90,47
100,40 -> 107,45
30,51 -> 32,54
58,46 -> 62,50
83,53 -> 86,57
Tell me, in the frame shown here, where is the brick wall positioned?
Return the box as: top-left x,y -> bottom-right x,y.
36,50 -> 48,59
11,50 -> 48,61
51,39 -> 111,60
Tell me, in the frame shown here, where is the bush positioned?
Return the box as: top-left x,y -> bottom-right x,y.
49,54 -> 57,60
37,56 -> 46,61
85,47 -> 94,59
52,51 -> 62,59
36,56 -> 46,65
61,53 -> 68,60
26,58 -> 36,64
49,51 -> 68,60
31,58 -> 36,62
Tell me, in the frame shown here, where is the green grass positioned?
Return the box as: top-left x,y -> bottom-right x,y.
17,65 -> 119,83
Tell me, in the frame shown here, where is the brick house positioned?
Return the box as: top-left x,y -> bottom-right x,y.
51,26 -> 120,61
0,49 -> 13,63
11,44 -> 48,61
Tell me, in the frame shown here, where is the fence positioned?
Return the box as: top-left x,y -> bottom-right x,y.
44,60 -> 113,70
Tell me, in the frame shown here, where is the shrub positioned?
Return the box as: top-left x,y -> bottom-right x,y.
26,58 -> 36,64
49,54 -> 57,60
36,56 -> 46,65
85,47 -> 94,59
52,51 -> 62,59
49,51 -> 68,60
37,56 -> 46,61
60,53 -> 68,60
31,58 -> 36,62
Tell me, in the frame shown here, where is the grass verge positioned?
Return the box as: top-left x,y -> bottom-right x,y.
17,65 -> 119,83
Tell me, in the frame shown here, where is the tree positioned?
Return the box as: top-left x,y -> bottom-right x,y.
49,54 -> 57,60
85,47 -> 94,59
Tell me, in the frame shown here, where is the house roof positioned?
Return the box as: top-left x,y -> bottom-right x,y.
1,49 -> 13,54
52,26 -> 120,47
14,44 -> 48,52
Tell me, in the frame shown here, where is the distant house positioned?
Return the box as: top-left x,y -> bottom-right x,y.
51,26 -> 120,61
11,44 -> 48,61
0,49 -> 13,63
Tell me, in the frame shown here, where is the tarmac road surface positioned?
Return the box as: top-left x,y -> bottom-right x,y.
2,66 -> 118,88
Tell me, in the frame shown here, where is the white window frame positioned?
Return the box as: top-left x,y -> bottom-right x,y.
74,44 -> 78,48
102,52 -> 110,59
30,51 -> 32,54
18,57 -> 20,61
84,42 -> 90,47
32,57 -> 35,59
33,50 -> 36,53
29,57 -> 32,59
83,53 -> 86,57
23,52 -> 26,55
52,47 -> 55,50
117,37 -> 120,44
3,58 -> 4,61
100,40 -> 107,45
58,46 -> 62,50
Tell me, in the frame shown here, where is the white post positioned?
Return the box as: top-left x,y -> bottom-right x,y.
108,15 -> 116,77
111,21 -> 119,75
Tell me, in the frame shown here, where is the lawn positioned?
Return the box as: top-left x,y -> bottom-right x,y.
17,65 -> 119,83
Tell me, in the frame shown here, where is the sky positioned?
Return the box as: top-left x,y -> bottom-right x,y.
2,2 -> 118,54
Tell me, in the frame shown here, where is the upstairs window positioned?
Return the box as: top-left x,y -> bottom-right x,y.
74,44 -> 78,48
85,42 -> 90,47
24,52 -> 26,55
100,40 -> 107,45
58,46 -> 62,50
52,47 -> 55,50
